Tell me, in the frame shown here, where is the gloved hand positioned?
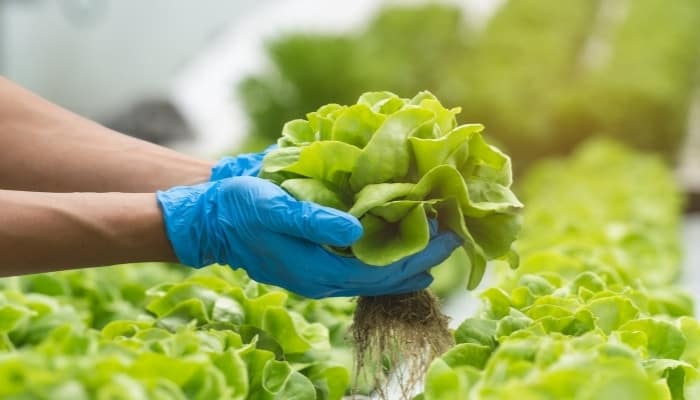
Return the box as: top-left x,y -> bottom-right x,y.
157,176 -> 462,298
210,145 -> 277,181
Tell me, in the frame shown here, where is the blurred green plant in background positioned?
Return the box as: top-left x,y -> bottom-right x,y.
237,4 -> 473,153
553,0 -> 700,162
237,0 -> 700,171
461,0 -> 600,168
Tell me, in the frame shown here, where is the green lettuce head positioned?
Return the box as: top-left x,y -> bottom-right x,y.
260,91 -> 522,290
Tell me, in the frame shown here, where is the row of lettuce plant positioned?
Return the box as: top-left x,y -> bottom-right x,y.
417,139 -> 698,399
0,264 -> 357,399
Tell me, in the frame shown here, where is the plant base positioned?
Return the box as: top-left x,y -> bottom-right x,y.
350,290 -> 453,400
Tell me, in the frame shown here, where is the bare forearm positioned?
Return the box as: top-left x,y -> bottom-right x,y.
0,190 -> 177,275
0,77 -> 213,192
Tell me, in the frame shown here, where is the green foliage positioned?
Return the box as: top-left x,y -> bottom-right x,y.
260,91 -> 522,289
0,266 -> 354,399
237,4 -> 472,149
516,139 -> 683,286
554,0 -> 700,160
419,140 -> 697,399
237,1 -> 700,165
238,35 -> 359,148
461,0 -> 599,168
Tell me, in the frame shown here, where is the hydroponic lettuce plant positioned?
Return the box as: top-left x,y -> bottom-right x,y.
417,140 -> 697,400
0,266 -> 351,399
261,91 -> 522,285
260,91 -> 522,398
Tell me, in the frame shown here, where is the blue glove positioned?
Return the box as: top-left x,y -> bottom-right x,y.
156,176 -> 462,299
210,145 -> 277,180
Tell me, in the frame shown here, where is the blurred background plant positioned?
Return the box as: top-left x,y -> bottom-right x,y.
237,4 -> 476,153
237,0 -> 700,173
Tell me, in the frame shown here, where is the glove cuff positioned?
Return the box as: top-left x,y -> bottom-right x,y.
156,182 -> 218,268
210,145 -> 278,181
210,156 -> 239,181
210,153 -> 264,181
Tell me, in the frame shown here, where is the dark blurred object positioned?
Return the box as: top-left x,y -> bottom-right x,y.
679,92 -> 700,213
688,193 -> 700,213
103,99 -> 193,146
